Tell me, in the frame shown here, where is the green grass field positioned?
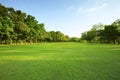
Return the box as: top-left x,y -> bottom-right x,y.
0,43 -> 120,80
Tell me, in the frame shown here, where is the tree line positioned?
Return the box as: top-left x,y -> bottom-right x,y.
0,4 -> 120,44
0,4 -> 81,44
81,20 -> 120,44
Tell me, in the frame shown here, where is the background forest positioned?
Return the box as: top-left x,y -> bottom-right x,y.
0,4 -> 120,44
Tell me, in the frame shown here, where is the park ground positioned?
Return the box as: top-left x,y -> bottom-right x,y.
0,42 -> 120,80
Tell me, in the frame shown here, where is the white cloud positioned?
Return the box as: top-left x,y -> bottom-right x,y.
78,3 -> 108,13
86,3 -> 108,12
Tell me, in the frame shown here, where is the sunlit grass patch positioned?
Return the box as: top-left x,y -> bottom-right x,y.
0,43 -> 120,80
0,55 -> 90,61
0,50 -> 24,53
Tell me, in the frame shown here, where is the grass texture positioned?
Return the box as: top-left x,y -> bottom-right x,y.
0,43 -> 120,80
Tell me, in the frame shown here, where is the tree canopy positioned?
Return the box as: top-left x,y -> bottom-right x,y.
0,4 -> 71,44
81,21 -> 120,44
0,4 -> 120,44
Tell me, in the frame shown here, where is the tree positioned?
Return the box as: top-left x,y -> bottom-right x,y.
0,4 -> 8,16
14,21 -> 30,43
103,25 -> 118,44
0,4 -> 71,44
48,31 -> 68,42
34,23 -> 46,42
24,15 -> 37,43
70,37 -> 80,42
0,16 -> 15,44
81,23 -> 105,43
112,19 -> 120,44
55,31 -> 65,42
64,35 -> 70,42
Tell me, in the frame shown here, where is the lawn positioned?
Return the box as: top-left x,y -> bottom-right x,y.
0,43 -> 120,80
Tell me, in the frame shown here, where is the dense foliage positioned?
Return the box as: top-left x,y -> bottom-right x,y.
0,4 -> 72,44
1,4 -> 120,44
81,21 -> 120,44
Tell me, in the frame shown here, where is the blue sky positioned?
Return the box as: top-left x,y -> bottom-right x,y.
0,0 -> 120,37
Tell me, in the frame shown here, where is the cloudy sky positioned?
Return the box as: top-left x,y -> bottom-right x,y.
0,0 -> 120,37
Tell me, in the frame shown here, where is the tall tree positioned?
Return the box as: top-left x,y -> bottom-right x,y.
0,4 -> 70,44
0,16 -> 15,44
103,25 -> 118,44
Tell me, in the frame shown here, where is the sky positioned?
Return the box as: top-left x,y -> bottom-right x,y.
0,0 -> 120,37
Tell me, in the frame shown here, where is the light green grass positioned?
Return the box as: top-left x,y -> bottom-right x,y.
0,43 -> 120,80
